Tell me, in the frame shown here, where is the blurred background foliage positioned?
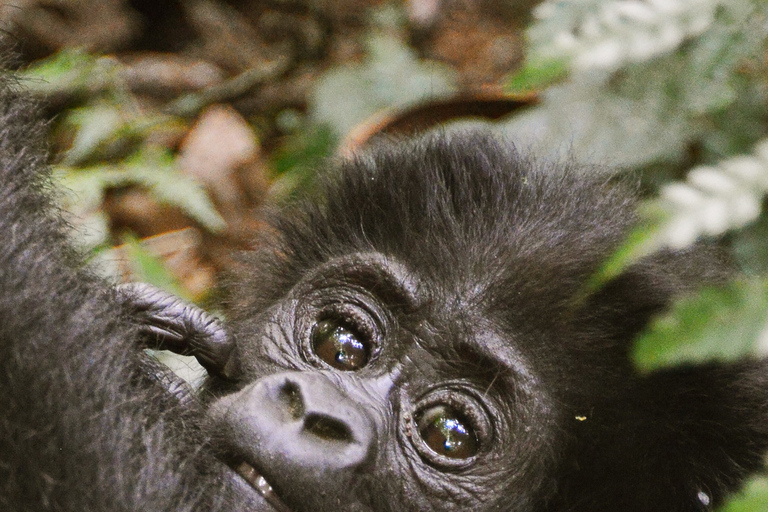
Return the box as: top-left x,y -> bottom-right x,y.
4,0 -> 768,508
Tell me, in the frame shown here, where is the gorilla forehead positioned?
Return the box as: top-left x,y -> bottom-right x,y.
321,132 -> 631,263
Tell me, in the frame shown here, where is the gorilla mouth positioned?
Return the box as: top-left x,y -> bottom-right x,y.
235,461 -> 293,512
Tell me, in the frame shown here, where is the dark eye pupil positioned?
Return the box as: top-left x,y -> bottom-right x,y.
312,319 -> 369,371
416,404 -> 478,459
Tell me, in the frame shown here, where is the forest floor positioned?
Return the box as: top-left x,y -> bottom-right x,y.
6,0 -> 532,300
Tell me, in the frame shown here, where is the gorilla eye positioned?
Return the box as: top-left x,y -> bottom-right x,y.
415,404 -> 479,459
311,319 -> 369,371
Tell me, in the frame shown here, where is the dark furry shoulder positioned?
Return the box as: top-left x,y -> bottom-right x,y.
0,53 -> 217,512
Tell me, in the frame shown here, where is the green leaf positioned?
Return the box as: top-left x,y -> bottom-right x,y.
587,200 -> 673,295
62,100 -> 183,166
310,34 -> 457,137
505,58 -> 568,94
125,149 -> 227,233
719,475 -> 768,512
121,234 -> 190,301
269,124 -> 336,200
63,104 -> 125,165
633,279 -> 768,372
55,164 -> 125,212
587,216 -> 666,293
56,148 -> 226,234
20,48 -> 115,97
733,212 -> 768,275
272,124 -> 336,176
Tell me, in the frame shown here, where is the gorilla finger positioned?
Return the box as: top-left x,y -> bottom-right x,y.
139,353 -> 197,408
118,282 -> 235,378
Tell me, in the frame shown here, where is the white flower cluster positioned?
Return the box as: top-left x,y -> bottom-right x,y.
660,139 -> 768,247
530,0 -> 721,71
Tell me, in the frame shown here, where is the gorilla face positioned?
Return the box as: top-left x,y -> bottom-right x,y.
150,133 -> 646,511
208,252 -> 556,511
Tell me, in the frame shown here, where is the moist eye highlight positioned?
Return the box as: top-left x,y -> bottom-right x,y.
415,403 -> 479,459
311,318 -> 370,371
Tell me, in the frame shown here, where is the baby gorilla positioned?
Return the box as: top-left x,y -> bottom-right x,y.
123,135 -> 768,511
1,70 -> 767,512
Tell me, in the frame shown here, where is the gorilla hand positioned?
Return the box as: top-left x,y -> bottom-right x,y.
119,282 -> 235,377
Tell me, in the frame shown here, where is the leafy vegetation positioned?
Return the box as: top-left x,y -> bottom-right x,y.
310,33 -> 457,137
24,52 -> 224,252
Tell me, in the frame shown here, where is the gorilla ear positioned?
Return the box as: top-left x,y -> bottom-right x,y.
584,246 -> 732,342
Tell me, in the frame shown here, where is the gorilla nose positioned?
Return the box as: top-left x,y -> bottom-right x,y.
261,372 -> 374,466
210,371 -> 377,508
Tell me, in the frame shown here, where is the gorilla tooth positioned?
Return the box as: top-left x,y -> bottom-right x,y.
235,461 -> 292,512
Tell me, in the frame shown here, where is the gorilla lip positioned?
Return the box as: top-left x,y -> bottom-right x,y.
235,461 -> 292,512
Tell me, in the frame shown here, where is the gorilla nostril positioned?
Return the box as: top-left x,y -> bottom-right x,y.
278,380 -> 304,420
304,414 -> 354,443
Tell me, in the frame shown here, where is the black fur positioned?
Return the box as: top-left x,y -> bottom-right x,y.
0,64 -> 238,512
1,65 -> 767,512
